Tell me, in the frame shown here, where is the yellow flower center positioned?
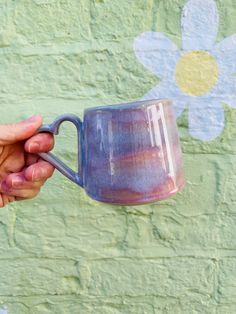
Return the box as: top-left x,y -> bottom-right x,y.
175,50 -> 219,96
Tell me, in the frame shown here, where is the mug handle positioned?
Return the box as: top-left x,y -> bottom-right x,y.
37,114 -> 83,187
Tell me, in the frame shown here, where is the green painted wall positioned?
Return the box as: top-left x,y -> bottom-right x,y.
0,0 -> 236,313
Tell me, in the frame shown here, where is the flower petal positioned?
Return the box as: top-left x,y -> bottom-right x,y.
209,73 -> 236,108
173,99 -> 188,118
223,97 -> 236,108
189,97 -> 224,141
212,34 -> 236,75
133,31 -> 180,79
141,81 -> 188,118
181,0 -> 219,50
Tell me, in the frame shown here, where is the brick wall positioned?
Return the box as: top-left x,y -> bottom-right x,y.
0,0 -> 236,313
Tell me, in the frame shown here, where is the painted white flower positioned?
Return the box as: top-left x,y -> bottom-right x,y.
134,0 -> 236,141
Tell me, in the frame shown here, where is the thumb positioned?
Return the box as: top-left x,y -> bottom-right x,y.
0,115 -> 43,145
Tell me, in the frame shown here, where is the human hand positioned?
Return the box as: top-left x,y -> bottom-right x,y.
0,115 -> 54,207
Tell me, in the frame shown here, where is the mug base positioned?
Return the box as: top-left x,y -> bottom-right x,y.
86,181 -> 185,206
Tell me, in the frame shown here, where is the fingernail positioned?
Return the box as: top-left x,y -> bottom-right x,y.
28,142 -> 40,153
12,176 -> 23,188
32,168 -> 37,181
32,168 -> 44,181
27,115 -> 40,123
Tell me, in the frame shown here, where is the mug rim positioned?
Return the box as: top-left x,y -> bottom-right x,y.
84,98 -> 172,113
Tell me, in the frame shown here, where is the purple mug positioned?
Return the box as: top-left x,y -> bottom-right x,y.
38,99 -> 185,205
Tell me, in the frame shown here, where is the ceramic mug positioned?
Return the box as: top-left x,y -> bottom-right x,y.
38,99 -> 185,205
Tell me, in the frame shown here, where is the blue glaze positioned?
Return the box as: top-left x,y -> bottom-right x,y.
38,114 -> 83,186
38,99 -> 185,205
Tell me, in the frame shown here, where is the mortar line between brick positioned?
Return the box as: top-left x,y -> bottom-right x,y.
0,40 -> 134,56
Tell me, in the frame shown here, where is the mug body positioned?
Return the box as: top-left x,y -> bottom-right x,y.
83,99 -> 185,205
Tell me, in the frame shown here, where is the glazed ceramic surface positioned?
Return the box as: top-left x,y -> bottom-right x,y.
39,99 -> 185,205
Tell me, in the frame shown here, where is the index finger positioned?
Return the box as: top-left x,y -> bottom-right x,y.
24,133 -> 54,153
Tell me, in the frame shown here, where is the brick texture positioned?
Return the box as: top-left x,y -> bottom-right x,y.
0,0 -> 235,313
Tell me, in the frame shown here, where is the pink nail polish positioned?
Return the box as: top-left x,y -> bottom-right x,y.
33,168 -> 45,182
28,142 -> 40,153
32,168 -> 42,182
27,115 -> 40,123
12,176 -> 23,188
